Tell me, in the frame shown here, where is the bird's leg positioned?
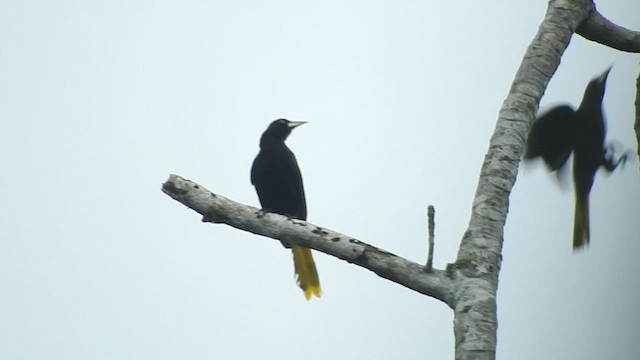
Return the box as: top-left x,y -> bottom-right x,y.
604,140 -> 624,156
602,141 -> 630,172
255,209 -> 267,219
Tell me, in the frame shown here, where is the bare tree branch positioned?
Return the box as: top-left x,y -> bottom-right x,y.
577,6 -> 640,52
161,174 -> 456,307
452,0 -> 594,358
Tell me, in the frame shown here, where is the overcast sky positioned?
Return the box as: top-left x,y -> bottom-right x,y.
2,1 -> 639,359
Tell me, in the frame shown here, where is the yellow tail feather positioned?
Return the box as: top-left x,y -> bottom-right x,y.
291,245 -> 322,300
573,194 -> 590,250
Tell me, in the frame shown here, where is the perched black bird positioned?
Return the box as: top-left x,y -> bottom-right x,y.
251,119 -> 321,299
525,67 -> 627,250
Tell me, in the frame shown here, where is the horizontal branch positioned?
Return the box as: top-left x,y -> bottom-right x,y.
577,6 -> 640,52
162,174 -> 456,307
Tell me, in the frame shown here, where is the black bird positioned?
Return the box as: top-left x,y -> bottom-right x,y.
525,67 -> 627,249
251,119 -> 321,299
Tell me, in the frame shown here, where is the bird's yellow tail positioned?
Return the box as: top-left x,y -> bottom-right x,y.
291,245 -> 321,300
573,194 -> 590,250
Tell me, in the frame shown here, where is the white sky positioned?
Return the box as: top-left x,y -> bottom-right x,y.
1,1 -> 639,359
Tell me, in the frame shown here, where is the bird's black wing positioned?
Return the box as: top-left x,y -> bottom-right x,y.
251,147 -> 307,220
524,105 -> 576,172
287,152 -> 307,220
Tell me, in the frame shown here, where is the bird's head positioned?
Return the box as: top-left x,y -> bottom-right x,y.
582,66 -> 612,106
261,119 -> 307,143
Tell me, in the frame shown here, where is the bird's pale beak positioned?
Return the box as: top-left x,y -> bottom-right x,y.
598,66 -> 612,84
288,121 -> 308,128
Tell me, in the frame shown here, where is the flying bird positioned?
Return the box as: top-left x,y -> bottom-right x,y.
525,67 -> 627,250
251,119 -> 321,299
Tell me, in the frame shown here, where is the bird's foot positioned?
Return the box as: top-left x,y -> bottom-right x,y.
603,141 -> 631,172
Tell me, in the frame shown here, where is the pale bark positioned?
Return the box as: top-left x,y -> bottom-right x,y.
162,174 -> 456,306
452,1 -> 594,358
577,5 -> 640,52
453,1 -> 639,357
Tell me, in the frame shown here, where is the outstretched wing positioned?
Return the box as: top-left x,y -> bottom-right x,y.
524,105 -> 576,172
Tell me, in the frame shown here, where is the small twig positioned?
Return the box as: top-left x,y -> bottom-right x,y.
425,205 -> 436,273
